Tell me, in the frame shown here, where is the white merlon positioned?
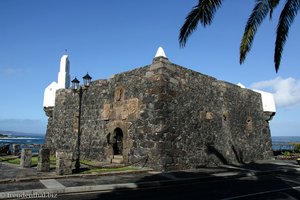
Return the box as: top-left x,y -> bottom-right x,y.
43,54 -> 71,108
253,89 -> 276,113
43,82 -> 58,107
155,47 -> 167,58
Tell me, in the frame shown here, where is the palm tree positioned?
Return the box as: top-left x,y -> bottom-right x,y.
179,0 -> 300,72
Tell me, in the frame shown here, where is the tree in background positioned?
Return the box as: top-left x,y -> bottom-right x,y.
179,0 -> 300,72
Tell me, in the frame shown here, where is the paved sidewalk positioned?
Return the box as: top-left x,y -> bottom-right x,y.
0,162 -> 56,181
0,160 -> 299,199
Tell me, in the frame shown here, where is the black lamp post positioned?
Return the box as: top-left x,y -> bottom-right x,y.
82,73 -> 92,87
71,73 -> 92,173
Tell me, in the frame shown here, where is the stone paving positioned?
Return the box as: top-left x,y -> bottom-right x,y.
0,162 -> 56,180
0,162 -> 37,179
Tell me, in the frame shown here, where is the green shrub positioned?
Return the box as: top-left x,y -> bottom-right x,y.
282,151 -> 291,156
294,144 -> 300,153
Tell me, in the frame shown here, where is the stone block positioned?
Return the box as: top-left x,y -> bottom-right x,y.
37,148 -> 50,172
56,150 -> 73,175
20,148 -> 32,168
145,71 -> 154,78
12,144 -> 20,156
0,144 -> 10,155
101,104 -> 111,120
206,112 -> 213,120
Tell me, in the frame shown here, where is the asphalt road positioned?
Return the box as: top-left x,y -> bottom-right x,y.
51,171 -> 300,200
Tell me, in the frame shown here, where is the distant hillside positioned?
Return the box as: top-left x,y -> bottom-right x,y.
0,133 -> 8,137
0,130 -> 44,137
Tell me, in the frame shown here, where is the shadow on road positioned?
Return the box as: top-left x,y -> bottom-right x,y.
90,161 -> 300,200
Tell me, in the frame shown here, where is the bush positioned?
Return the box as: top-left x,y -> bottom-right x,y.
294,144 -> 300,153
282,151 -> 291,157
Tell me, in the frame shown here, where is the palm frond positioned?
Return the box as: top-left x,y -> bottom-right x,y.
179,0 -> 223,47
275,0 -> 300,72
198,0 -> 223,26
240,0 -> 270,64
179,4 -> 201,47
268,0 -> 280,19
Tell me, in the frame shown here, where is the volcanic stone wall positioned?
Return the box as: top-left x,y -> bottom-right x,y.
150,60 -> 273,170
44,57 -> 273,171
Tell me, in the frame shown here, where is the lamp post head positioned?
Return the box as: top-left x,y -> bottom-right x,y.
71,77 -> 80,90
83,73 -> 92,87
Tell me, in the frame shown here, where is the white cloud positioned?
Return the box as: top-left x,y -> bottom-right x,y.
0,67 -> 28,76
251,77 -> 300,108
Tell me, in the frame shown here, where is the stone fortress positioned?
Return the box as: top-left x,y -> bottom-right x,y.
43,47 -> 276,171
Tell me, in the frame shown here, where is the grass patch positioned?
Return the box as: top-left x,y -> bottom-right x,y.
6,157 -> 21,165
0,156 -> 17,162
80,166 -> 145,174
4,156 -> 38,167
1,155 -> 147,173
79,159 -> 98,166
0,155 -> 56,167
48,155 -> 57,168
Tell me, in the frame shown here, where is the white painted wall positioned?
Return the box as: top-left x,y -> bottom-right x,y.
43,81 -> 58,107
253,89 -> 276,113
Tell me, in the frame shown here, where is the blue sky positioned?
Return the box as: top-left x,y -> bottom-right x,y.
0,0 -> 299,136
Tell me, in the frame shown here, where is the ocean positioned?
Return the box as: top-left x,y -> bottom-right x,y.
0,134 -> 45,154
272,136 -> 300,150
0,134 -> 300,152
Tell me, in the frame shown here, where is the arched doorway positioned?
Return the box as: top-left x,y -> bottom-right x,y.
113,128 -> 123,155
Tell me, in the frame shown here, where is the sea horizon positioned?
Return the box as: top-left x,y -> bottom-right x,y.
1,133 -> 300,152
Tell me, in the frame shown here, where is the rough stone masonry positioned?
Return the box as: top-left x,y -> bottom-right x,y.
44,53 -> 274,171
